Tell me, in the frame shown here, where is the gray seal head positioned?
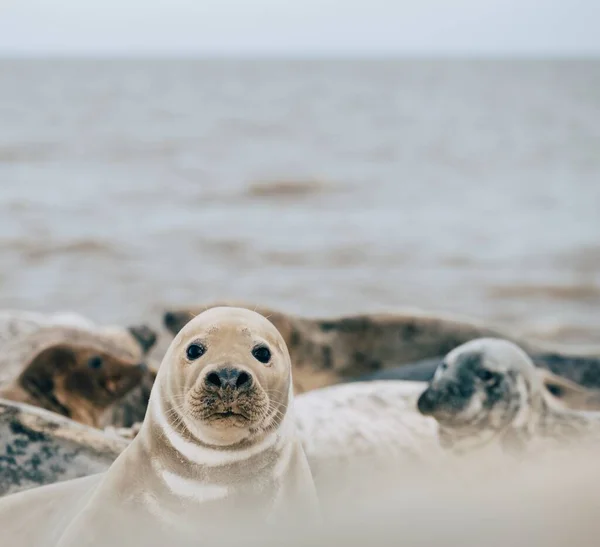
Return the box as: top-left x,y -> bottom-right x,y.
416,338 -> 600,454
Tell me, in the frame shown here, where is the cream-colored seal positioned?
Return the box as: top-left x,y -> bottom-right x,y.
0,307 -> 318,546
417,338 -> 600,455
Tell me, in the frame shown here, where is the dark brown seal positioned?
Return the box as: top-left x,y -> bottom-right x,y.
0,340 -> 153,429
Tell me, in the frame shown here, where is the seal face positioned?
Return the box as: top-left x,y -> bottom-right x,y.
416,338 -> 538,448
162,307 -> 291,448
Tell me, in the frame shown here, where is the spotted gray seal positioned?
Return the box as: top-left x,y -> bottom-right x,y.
417,338 -> 600,455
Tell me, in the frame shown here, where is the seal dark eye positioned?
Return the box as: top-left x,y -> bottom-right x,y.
186,343 -> 206,361
546,384 -> 563,397
252,345 -> 271,364
88,356 -> 103,370
476,369 -> 496,383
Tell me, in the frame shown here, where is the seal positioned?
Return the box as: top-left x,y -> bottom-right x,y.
416,338 -> 600,455
0,307 -> 319,547
0,398 -> 127,497
164,302 -> 600,393
0,337 -> 152,428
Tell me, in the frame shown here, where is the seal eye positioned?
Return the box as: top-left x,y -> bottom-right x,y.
252,345 -> 271,364
186,343 -> 206,361
476,369 -> 496,383
88,356 -> 103,370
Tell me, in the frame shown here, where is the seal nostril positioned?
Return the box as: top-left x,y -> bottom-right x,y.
236,371 -> 251,388
206,372 -> 221,388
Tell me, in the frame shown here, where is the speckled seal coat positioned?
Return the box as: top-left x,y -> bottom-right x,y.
0,398 -> 127,497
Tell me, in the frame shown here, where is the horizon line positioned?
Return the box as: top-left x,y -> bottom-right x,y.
0,50 -> 599,60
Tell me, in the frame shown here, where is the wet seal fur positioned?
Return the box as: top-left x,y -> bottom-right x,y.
417,338 -> 600,455
0,307 -> 318,546
163,302 -> 600,393
0,399 -> 127,497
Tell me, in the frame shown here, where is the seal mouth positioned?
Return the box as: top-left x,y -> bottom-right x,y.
204,408 -> 253,428
209,408 -> 248,420
213,410 -> 239,418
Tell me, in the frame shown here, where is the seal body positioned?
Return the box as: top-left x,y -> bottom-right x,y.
0,307 -> 318,546
0,399 -> 127,496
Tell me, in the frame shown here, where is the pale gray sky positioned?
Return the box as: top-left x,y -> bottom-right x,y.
0,0 -> 598,56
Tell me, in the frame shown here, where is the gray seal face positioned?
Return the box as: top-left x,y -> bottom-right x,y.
417,338 -> 541,446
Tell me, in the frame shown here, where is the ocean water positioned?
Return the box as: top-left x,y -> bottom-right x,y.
0,59 -> 599,346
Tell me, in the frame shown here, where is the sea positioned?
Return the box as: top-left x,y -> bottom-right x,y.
0,58 -> 599,346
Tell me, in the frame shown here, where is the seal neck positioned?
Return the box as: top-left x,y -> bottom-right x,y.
139,379 -> 287,478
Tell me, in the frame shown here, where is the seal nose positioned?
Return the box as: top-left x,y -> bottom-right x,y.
205,368 -> 252,390
417,389 -> 438,416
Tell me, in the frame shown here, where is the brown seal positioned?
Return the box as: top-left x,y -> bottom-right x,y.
0,337 -> 152,428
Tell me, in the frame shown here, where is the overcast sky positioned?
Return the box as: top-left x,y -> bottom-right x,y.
0,0 -> 598,56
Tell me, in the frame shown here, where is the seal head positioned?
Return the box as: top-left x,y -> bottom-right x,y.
2,343 -> 146,427
417,338 -> 543,451
160,306 -> 292,447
